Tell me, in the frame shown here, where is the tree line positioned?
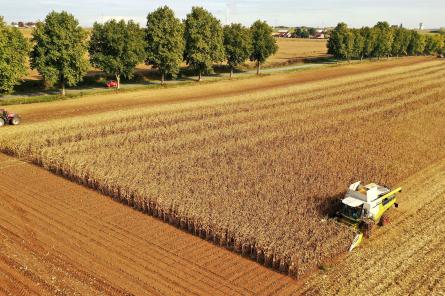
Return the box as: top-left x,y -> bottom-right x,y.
0,7 -> 278,95
328,22 -> 445,61
294,27 -> 319,38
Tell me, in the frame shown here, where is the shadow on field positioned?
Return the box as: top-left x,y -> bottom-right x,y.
317,193 -> 344,218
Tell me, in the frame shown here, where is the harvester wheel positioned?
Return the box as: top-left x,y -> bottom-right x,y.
10,115 -> 21,125
380,214 -> 390,226
0,118 -> 4,127
362,220 -> 374,238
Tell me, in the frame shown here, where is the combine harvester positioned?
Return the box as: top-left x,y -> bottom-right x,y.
337,181 -> 402,251
0,109 -> 21,127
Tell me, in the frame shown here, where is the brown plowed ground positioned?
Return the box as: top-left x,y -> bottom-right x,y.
4,57 -> 432,124
1,155 -> 444,295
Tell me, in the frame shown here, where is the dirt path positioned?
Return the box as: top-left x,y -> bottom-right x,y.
297,158 -> 445,296
3,57 -> 432,124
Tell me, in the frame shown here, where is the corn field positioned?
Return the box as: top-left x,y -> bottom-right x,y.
1,60 -> 444,277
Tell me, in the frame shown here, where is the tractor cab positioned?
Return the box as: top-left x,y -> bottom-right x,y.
339,198 -> 364,222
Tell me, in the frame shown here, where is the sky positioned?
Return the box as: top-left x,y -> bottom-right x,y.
1,0 -> 443,29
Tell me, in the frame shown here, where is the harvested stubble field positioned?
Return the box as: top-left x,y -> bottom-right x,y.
0,59 -> 444,278
253,38 -> 328,67
265,38 -> 328,67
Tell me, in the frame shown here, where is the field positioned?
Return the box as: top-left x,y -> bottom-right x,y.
1,58 -> 444,281
1,154 -> 443,295
0,153 -> 297,295
260,38 -> 327,66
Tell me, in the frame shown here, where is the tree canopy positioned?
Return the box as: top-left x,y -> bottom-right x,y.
146,6 -> 184,84
328,22 -> 444,61
183,7 -> 224,81
372,22 -> 394,58
89,19 -> 145,89
250,20 -> 278,75
407,31 -> 426,55
294,27 -> 310,38
391,27 -> 411,57
30,11 -> 89,95
0,17 -> 29,94
351,29 -> 365,60
223,23 -> 252,78
328,23 -> 354,60
424,34 -> 443,55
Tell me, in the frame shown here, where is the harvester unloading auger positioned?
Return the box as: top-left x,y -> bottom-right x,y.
337,181 -> 402,251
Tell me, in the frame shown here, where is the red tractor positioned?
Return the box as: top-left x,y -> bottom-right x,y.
106,80 -> 118,88
0,109 -> 21,127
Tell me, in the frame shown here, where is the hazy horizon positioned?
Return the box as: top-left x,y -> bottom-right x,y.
1,0 -> 444,29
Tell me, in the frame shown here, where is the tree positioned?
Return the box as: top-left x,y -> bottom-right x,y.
294,27 -> 310,38
328,23 -> 354,61
309,27 -> 317,37
372,21 -> 394,58
424,34 -> 442,55
351,29 -> 365,60
30,11 -> 88,95
0,17 -> 29,94
250,20 -> 278,75
145,6 -> 184,85
223,23 -> 252,78
183,7 -> 224,81
89,19 -> 145,89
438,35 -> 445,55
408,31 -> 426,55
391,27 -> 403,57
361,27 -> 377,58
391,27 -> 411,57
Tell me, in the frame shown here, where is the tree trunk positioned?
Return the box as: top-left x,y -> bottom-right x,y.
61,76 -> 65,96
161,71 -> 165,85
198,71 -> 202,82
256,61 -> 260,75
230,67 -> 233,79
116,74 -> 121,89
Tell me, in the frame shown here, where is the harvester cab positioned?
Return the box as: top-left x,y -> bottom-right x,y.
0,109 -> 21,127
338,181 -> 401,251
